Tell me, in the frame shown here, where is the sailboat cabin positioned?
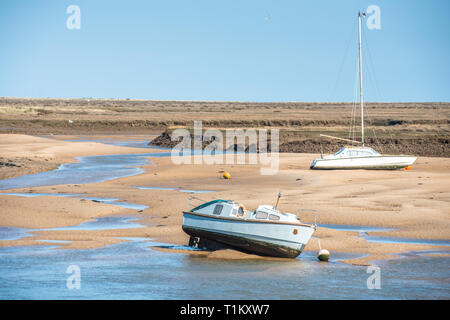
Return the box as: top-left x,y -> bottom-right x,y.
329,146 -> 381,159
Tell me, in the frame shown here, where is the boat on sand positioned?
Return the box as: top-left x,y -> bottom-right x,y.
182,193 -> 316,258
310,12 -> 417,170
310,141 -> 417,170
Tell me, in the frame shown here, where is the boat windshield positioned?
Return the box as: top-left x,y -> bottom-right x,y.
333,147 -> 346,156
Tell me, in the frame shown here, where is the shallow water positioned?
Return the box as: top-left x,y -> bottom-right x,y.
0,227 -> 32,241
364,236 -> 450,247
0,153 -> 160,190
60,138 -> 157,149
0,135 -> 245,191
35,135 -> 162,150
318,223 -> 393,233
1,193 -> 149,211
0,149 -> 226,191
0,137 -> 448,299
0,237 -> 448,299
0,216 -> 449,299
43,216 -> 145,232
320,224 -> 450,247
0,216 -> 146,240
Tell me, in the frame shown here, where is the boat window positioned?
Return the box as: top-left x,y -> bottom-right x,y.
334,148 -> 346,156
269,214 -> 280,221
349,150 -> 373,157
358,151 -> 372,156
255,211 -> 268,219
213,205 -> 223,215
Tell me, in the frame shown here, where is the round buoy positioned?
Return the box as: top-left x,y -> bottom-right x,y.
317,249 -> 330,262
405,166 -> 411,170
223,172 -> 231,179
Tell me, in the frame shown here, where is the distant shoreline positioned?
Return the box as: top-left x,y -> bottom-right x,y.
1,97 -> 448,157
2,96 -> 450,104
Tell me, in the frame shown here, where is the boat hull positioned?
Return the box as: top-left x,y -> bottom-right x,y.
310,155 -> 417,170
182,211 -> 314,258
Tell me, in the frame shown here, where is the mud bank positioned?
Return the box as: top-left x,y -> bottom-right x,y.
150,130 -> 449,158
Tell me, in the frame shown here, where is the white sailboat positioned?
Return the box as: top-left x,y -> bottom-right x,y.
182,193 -> 316,258
310,12 -> 417,170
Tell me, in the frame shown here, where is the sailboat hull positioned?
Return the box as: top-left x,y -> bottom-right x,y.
310,155 -> 417,170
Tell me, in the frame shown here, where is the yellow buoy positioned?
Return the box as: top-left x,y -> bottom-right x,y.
223,172 -> 231,179
317,249 -> 330,262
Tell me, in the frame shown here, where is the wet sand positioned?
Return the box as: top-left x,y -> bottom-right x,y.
0,134 -> 158,180
0,134 -> 449,266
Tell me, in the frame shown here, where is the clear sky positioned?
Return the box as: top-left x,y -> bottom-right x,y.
0,0 -> 449,102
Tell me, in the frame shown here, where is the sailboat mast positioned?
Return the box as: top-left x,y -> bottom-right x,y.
358,11 -> 365,147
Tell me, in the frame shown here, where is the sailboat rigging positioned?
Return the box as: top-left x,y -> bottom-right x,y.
310,11 -> 417,170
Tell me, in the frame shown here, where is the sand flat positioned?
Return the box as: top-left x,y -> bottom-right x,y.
0,134 -> 156,161
0,134 -> 162,180
0,134 -> 449,265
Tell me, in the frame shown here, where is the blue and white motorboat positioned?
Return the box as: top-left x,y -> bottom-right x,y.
182,194 -> 316,258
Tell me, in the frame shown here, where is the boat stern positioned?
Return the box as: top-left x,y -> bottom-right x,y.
406,156 -> 418,166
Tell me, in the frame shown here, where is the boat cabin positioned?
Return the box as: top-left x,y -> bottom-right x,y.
325,146 -> 380,159
190,199 -> 301,224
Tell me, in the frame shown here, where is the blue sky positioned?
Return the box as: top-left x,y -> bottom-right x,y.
0,0 -> 449,102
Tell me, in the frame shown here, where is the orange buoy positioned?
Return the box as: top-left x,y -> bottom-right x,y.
405,166 -> 411,170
